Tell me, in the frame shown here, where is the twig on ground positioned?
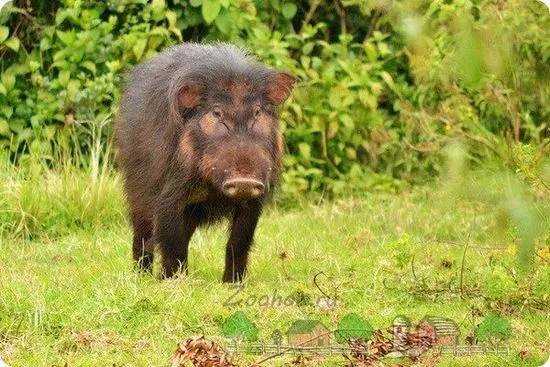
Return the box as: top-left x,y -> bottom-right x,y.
460,213 -> 476,299
411,254 -> 419,283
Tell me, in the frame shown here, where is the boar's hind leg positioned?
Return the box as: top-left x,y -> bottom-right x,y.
131,211 -> 154,273
157,205 -> 199,278
223,202 -> 262,283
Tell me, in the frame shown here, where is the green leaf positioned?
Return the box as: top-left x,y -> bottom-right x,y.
270,0 -> 280,10
40,38 -> 51,51
30,115 -> 41,128
300,55 -> 310,69
55,9 -> 69,25
4,37 -> 19,51
149,27 -> 170,37
30,139 -> 52,156
59,70 -> 71,86
339,114 -> 354,130
329,92 -> 341,109
29,61 -> 41,72
215,9 -> 232,35
144,49 -> 157,60
281,2 -> 297,19
358,90 -> 377,110
457,25 -> 485,90
202,0 -> 221,24
346,147 -> 356,160
53,50 -> 66,62
166,11 -> 182,41
166,10 -> 177,28
51,60 -> 69,70
363,42 -> 378,62
44,125 -> 57,140
106,60 -> 120,72
0,119 -> 10,137
56,30 -> 75,45
133,39 -> 147,60
380,71 -> 394,89
81,61 -> 96,74
302,42 -> 314,55
298,143 -> 311,160
0,26 -> 9,43
1,105 -> 13,119
190,0 -> 202,6
0,82 -> 6,96
151,0 -> 165,12
67,79 -> 81,98
18,127 -> 33,140
1,73 -> 15,90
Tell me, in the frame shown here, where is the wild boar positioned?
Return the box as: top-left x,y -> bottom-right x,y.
115,43 -> 295,282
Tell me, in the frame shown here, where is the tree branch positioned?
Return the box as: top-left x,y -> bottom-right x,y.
333,0 -> 347,34
300,0 -> 321,34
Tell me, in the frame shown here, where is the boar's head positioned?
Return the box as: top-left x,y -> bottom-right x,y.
172,64 -> 296,202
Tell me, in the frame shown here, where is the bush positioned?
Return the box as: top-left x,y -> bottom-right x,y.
0,0 -> 548,195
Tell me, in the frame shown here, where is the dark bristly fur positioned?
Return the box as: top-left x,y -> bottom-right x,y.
115,43 -> 295,282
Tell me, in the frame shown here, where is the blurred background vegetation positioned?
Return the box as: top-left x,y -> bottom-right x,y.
0,0 -> 548,197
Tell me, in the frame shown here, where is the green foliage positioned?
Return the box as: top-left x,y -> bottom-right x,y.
222,311 -> 258,341
475,312 -> 512,343
0,0 -> 549,194
336,313 -> 373,343
511,143 -> 550,196
481,266 -> 517,301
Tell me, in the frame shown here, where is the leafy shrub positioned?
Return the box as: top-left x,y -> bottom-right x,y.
0,0 -> 548,195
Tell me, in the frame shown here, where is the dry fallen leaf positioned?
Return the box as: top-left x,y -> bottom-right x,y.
345,330 -> 393,366
518,349 -> 529,360
172,335 -> 236,367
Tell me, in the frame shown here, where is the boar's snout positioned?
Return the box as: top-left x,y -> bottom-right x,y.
222,177 -> 265,200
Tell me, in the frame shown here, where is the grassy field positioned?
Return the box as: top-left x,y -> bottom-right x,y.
0,155 -> 549,367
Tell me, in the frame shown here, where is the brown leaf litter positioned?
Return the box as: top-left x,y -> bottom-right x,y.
171,335 -> 235,367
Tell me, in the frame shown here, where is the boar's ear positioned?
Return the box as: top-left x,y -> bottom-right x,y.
265,72 -> 296,106
178,82 -> 202,108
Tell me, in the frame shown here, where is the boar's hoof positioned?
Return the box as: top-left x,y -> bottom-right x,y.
223,271 -> 245,283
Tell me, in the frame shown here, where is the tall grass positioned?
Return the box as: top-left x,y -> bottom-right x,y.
0,118 -> 125,240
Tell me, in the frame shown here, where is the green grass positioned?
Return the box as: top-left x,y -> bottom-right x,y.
0,155 -> 549,367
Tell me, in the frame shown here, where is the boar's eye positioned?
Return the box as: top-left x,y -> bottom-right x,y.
211,107 -> 230,132
212,108 -> 223,119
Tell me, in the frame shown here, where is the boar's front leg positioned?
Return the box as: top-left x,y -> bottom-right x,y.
223,201 -> 262,283
156,201 -> 199,279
